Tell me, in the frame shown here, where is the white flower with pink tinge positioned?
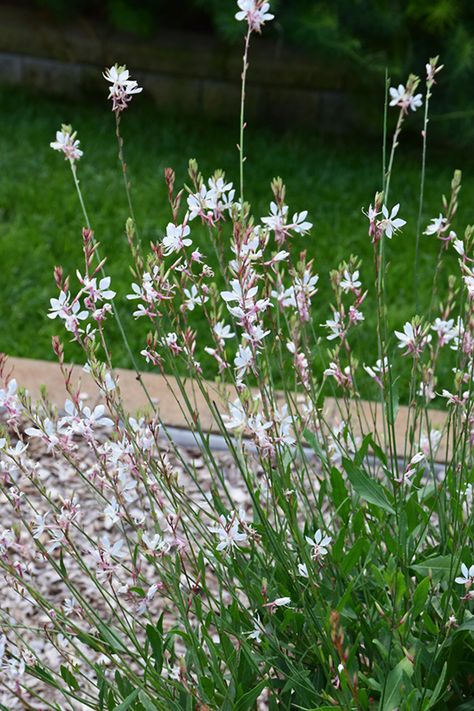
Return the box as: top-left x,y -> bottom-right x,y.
235,0 -> 274,33
213,321 -> 235,347
234,344 -> 254,381
162,223 -> 192,255
263,596 -> 292,613
424,214 -> 448,236
305,529 -> 332,561
380,204 -> 406,238
50,124 -> 83,162
363,357 -> 388,388
394,451 -> 425,485
103,64 -> 142,113
223,398 -> 247,431
184,285 -> 208,311
209,510 -> 248,554
324,311 -> 344,341
389,84 -> 422,112
455,562 -> 474,587
394,321 -> 431,356
340,270 -> 361,293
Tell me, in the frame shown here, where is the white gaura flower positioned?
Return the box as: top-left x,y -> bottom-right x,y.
25,418 -> 62,452
142,532 -> 170,554
162,222 -> 192,255
380,204 -> 406,238
63,598 -> 78,617
305,529 -> 332,561
32,513 -> 50,539
46,529 -> 66,553
420,429 -> 442,457
274,403 -> 295,446
273,596 -> 291,607
409,93 -> 423,111
184,285 -> 208,311
235,0 -> 274,33
80,404 -> 114,430
234,344 -> 254,380
80,275 -> 116,303
245,615 -> 263,643
463,274 -> 474,299
363,357 -> 388,385
340,269 -> 361,293
424,214 -> 448,236
209,511 -> 248,554
104,372 -> 116,392
394,320 -> 431,356
104,498 -> 120,527
103,64 -> 142,113
264,596 -> 292,613
298,562 -> 309,578
389,84 -> 422,112
431,318 -> 456,346
48,291 -> 80,320
395,451 -> 425,485
389,84 -> 406,107
223,398 -> 247,431
272,283 -> 296,309
455,562 -> 474,586
99,535 -> 125,561
453,239 -> 465,257
291,210 -> 313,234
323,311 -> 344,341
50,124 -> 83,162
213,321 -> 235,347
3,657 -> 25,680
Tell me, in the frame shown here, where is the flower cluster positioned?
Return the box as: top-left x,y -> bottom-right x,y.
235,0 -> 274,32
50,124 -> 83,162
103,64 -> 143,114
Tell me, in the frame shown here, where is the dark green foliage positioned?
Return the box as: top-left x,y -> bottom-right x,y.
28,0 -> 474,141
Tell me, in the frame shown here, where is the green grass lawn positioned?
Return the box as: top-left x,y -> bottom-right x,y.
1,86 -> 472,400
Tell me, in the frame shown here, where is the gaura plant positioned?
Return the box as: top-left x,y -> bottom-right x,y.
1,1 -> 473,709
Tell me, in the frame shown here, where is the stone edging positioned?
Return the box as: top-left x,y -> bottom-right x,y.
0,3 -> 354,130
7,357 -> 447,462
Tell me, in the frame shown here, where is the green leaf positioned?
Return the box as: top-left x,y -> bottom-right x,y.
113,689 -> 139,711
96,620 -> 128,654
381,657 -> 413,711
138,692 -> 164,711
343,458 -> 395,514
303,429 -> 325,459
59,549 -> 67,577
412,577 -> 430,619
146,622 -> 163,673
330,466 -> 350,522
456,615 -> 474,633
411,555 -> 453,581
60,665 -> 79,691
32,664 -> 56,684
341,537 -> 369,575
423,661 -> 447,709
234,680 -> 268,711
355,433 -> 387,467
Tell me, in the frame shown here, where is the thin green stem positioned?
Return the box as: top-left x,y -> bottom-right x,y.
239,28 -> 252,208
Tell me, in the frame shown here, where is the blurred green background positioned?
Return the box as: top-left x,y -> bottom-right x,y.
28,0 -> 474,141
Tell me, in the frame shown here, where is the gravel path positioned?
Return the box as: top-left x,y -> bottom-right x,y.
0,424 -> 261,710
